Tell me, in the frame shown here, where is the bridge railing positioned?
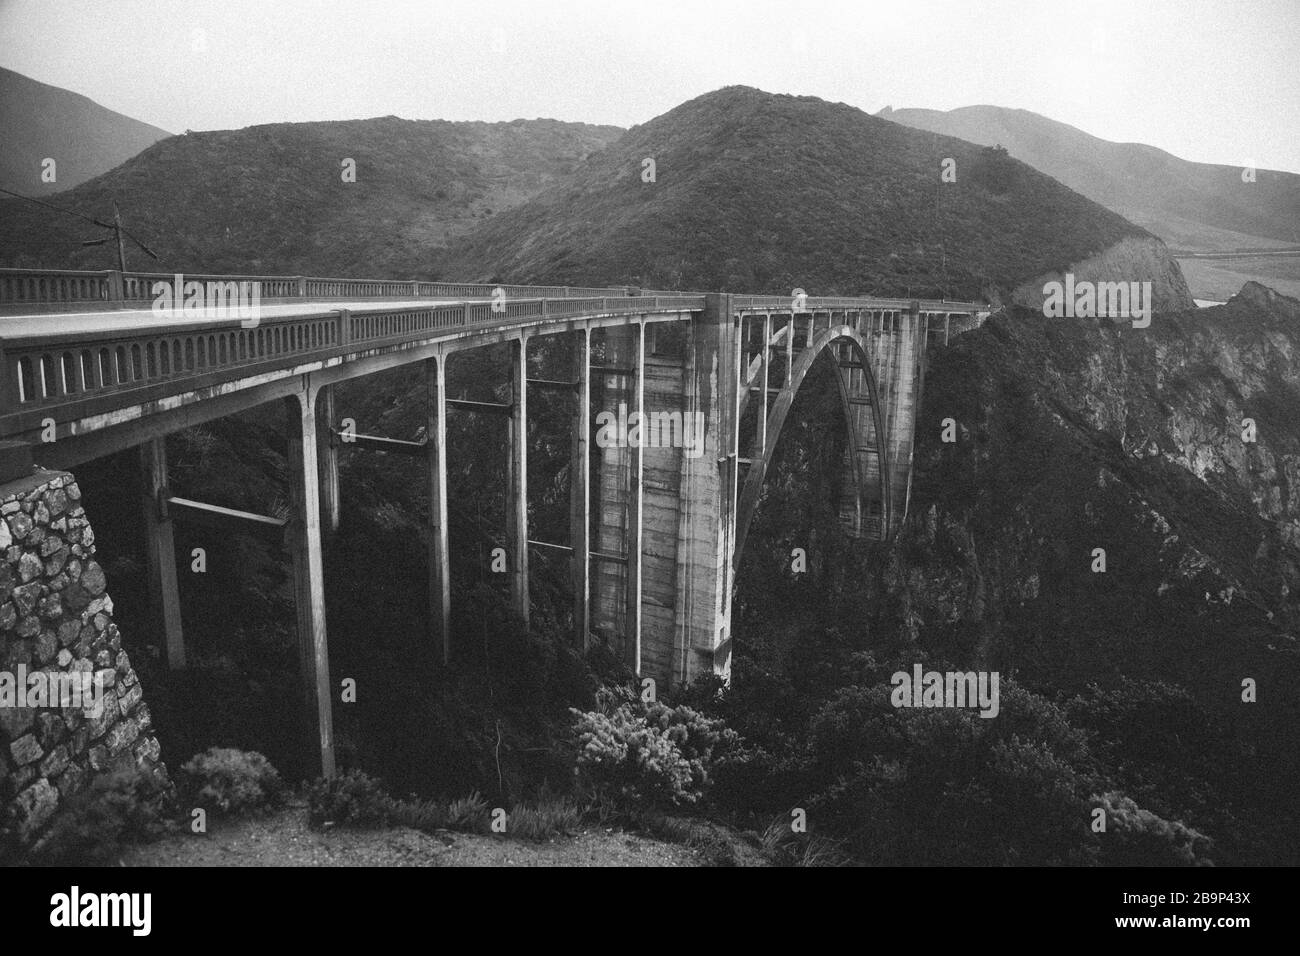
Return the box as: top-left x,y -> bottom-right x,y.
0,268 -> 636,310
0,295 -> 706,424
0,269 -> 119,306
120,272 -> 305,301
0,268 -> 987,317
733,294 -> 984,313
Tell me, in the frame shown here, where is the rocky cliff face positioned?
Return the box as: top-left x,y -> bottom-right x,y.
1013,235 -> 1195,314
732,281 -> 1300,863
886,283 -> 1298,728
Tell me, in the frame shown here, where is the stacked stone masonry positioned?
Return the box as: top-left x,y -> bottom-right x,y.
0,469 -> 168,851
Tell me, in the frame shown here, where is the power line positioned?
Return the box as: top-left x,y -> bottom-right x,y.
0,185 -> 112,228
0,187 -> 159,266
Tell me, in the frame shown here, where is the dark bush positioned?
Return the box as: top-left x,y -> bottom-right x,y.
307,768 -> 393,828
179,747 -> 286,816
27,768 -> 173,866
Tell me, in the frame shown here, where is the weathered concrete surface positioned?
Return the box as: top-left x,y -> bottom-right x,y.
669,295 -> 736,685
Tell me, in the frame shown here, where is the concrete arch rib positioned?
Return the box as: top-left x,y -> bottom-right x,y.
733,325 -> 892,571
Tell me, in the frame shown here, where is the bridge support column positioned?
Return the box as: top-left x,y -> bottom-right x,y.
508,335 -> 530,624
901,302 -> 925,528
785,313 -> 794,379
570,329 -> 590,650
140,438 -> 185,669
832,356 -> 864,539
427,356 -> 451,665
756,313 -> 771,458
318,384 -> 340,534
285,387 -> 335,778
626,322 -> 644,674
672,294 -> 737,685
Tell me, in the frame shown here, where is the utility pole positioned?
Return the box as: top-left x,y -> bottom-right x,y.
112,201 -> 128,273
0,187 -> 158,270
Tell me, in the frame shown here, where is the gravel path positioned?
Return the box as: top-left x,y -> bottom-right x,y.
121,802 -> 710,867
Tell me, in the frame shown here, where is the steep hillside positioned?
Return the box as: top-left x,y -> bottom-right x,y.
889,285 -> 1300,855
878,105 -> 1300,253
732,283 -> 1300,863
904,283 -> 1300,665
0,115 -> 623,277
0,66 -> 171,196
444,87 -> 1174,304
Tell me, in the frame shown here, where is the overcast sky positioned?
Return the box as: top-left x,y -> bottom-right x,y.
2,0 -> 1297,172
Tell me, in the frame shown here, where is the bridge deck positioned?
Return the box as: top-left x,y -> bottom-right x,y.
0,269 -> 986,469
0,298 -> 465,338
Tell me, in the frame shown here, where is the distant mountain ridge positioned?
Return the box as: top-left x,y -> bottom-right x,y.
877,104 -> 1300,253
445,86 -> 1187,306
0,66 -> 171,196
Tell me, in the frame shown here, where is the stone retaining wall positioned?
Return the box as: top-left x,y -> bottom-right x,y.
0,468 -> 168,851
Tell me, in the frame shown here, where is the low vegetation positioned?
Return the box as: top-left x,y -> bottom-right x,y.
20,767 -> 174,866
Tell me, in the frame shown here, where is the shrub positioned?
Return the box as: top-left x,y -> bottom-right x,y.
28,768 -> 172,866
1066,679 -> 1229,814
179,747 -> 285,816
307,772 -> 501,836
1093,791 -> 1214,866
307,768 -> 394,828
570,691 -> 741,808
800,679 -> 1108,865
709,741 -> 809,818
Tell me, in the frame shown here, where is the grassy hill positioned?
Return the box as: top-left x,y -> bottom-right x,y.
0,67 -> 171,197
1,87 -> 1172,303
442,87 -> 1155,302
0,115 -> 622,277
878,104 -> 1300,253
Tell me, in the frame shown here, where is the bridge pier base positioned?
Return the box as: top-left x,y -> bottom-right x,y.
285,387 -> 335,778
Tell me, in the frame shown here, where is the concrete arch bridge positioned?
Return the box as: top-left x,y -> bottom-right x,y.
0,268 -> 985,773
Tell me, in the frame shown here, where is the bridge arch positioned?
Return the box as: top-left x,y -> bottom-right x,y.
733,324 -> 892,570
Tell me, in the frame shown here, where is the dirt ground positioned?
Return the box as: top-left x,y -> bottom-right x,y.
121,802 -> 713,867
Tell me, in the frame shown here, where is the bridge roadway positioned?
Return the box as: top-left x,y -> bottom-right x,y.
0,297 -> 464,337
0,267 -> 986,775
